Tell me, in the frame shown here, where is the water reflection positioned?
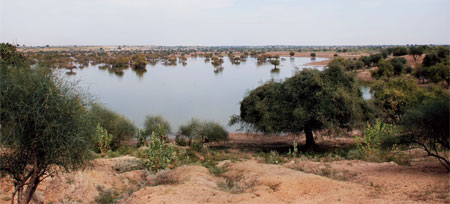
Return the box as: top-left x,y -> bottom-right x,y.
71,57 -> 327,131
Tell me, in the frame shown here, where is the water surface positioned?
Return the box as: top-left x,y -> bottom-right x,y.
72,57 -> 327,131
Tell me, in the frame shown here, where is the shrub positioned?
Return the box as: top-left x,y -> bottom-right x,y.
95,188 -> 118,204
145,126 -> 177,172
178,119 -> 228,145
144,115 -> 172,138
0,45 -> 95,203
257,151 -> 287,164
136,129 -> 146,147
400,96 -> 449,171
95,123 -> 112,156
88,104 -> 137,150
149,169 -> 179,186
355,120 -> 400,162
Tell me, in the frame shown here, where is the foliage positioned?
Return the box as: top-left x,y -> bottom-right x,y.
230,65 -> 367,149
94,187 -> 119,204
392,47 -> 408,56
257,151 -> 287,164
371,78 -> 420,122
388,57 -> 407,76
400,96 -> 450,171
95,123 -> 113,155
270,59 -> 280,68
0,45 -> 94,204
136,129 -> 146,147
289,51 -> 295,57
371,60 -> 394,79
355,120 -> 400,162
144,115 -> 172,139
145,126 -> 177,172
409,46 -> 424,62
179,119 -> 229,144
132,54 -> 147,70
88,104 -> 137,150
310,53 -> 316,58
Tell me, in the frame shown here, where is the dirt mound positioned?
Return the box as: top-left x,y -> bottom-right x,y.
0,156 -> 145,204
121,160 -> 391,204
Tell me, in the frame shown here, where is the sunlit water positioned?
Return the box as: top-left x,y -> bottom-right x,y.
69,57 -> 329,131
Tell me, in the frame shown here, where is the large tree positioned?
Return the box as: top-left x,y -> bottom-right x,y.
0,44 -> 95,204
230,65 -> 366,149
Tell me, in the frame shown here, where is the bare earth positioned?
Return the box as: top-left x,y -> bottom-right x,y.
1,134 -> 448,204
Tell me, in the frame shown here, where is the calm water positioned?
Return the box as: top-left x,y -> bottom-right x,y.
70,57 -> 327,131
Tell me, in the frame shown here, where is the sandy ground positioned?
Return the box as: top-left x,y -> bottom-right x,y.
1,135 -> 448,204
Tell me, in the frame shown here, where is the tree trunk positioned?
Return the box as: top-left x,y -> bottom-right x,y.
304,128 -> 316,150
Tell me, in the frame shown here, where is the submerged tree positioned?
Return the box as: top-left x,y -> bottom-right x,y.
0,44 -> 95,204
230,64 -> 366,149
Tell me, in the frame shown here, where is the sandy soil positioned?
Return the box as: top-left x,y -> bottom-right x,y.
1,133 -> 448,204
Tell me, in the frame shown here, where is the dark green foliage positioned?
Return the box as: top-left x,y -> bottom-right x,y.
88,104 -> 137,150
270,59 -> 280,68
369,53 -> 383,65
289,51 -> 295,57
0,43 -> 29,68
0,45 -> 95,203
400,96 -> 450,171
144,115 -> 172,136
231,65 -> 366,149
408,46 -> 424,62
388,57 -> 407,75
371,60 -> 394,79
392,47 -> 408,56
179,119 -> 229,144
360,56 -> 372,67
310,53 -> 316,58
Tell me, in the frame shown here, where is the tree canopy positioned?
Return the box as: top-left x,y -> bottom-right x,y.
0,43 -> 95,203
230,64 -> 367,149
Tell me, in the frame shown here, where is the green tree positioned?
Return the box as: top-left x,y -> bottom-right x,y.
388,57 -> 407,76
88,104 -> 137,150
392,47 -> 408,56
179,119 -> 228,145
144,115 -> 172,140
289,51 -> 295,57
132,54 -> 147,70
400,96 -> 450,171
0,46 -> 95,204
231,65 -> 366,149
371,60 -> 394,79
371,78 -> 421,122
408,46 -> 424,63
270,59 -> 280,69
310,53 -> 316,58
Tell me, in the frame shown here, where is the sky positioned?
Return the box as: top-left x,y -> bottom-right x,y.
0,0 -> 449,46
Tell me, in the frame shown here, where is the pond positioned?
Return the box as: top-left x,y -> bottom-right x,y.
70,57 -> 328,132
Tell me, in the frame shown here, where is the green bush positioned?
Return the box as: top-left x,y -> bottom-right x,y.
95,123 -> 112,156
179,119 -> 229,145
144,115 -> 172,137
355,120 -> 400,162
145,126 -> 177,172
88,104 -> 137,150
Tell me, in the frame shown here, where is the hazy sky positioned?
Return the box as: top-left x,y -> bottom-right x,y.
1,0 -> 449,46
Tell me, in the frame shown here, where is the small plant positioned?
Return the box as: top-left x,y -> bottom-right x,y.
136,129 -> 147,147
94,189 -> 117,204
218,174 -> 258,194
95,123 -> 113,156
149,169 -> 179,186
287,139 -> 299,159
145,126 -> 177,172
355,120 -> 400,162
258,151 -> 286,164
